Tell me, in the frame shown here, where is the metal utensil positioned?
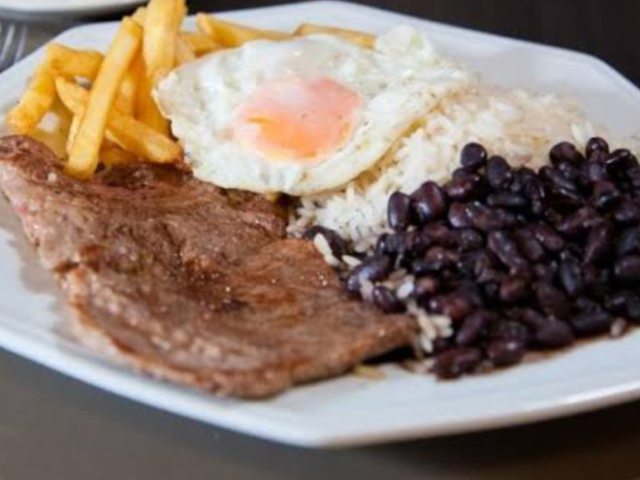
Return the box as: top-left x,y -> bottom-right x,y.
0,22 -> 28,72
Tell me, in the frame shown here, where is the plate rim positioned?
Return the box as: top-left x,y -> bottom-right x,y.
1,0 -> 640,448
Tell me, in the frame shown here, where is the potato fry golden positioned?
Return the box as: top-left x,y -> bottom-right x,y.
143,0 -> 180,86
179,31 -> 220,55
115,53 -> 142,115
294,23 -> 376,48
57,78 -> 182,165
196,13 -> 291,48
136,69 -> 170,135
45,44 -> 104,80
5,64 -> 56,134
67,17 -> 143,179
100,141 -> 138,167
132,6 -> 147,25
66,113 -> 82,155
175,35 -> 196,66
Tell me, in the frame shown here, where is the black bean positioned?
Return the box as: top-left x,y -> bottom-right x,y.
428,291 -> 476,323
550,141 -> 583,165
460,143 -> 488,171
569,310 -> 613,337
614,256 -> 640,282
546,186 -> 584,212
556,207 -> 599,237
613,201 -> 640,225
467,202 -> 516,232
453,229 -> 484,251
605,291 -> 633,314
582,265 -> 613,298
413,276 -> 441,299
591,180 -> 622,211
424,246 -> 460,268
616,227 -> 640,257
586,161 -> 606,183
448,202 -> 474,229
605,149 -> 636,179
514,229 -> 546,262
576,296 -> 600,313
401,230 -> 429,257
487,339 -> 526,367
626,294 -> 640,322
345,255 -> 392,294
387,192 -> 413,231
535,282 -> 572,319
533,261 -> 558,283
303,226 -> 348,258
584,221 -> 613,264
487,230 -> 530,272
410,258 -> 439,276
431,337 -> 455,355
627,167 -> 640,190
456,310 -> 496,347
535,319 -> 575,348
372,286 -> 405,313
444,172 -> 485,202
532,222 -> 565,252
412,181 -> 448,223
432,347 -> 483,379
520,309 -> 574,348
488,320 -> 530,344
557,161 -> 582,183
558,258 -> 585,298
586,137 -> 609,159
499,276 -> 529,304
375,233 -> 397,257
540,166 -> 578,192
486,156 -> 513,190
486,192 -> 528,209
421,223 -> 456,247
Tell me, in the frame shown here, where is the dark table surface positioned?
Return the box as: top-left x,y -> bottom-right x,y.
5,1 -> 640,479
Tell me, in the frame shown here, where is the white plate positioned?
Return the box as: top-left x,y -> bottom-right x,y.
2,1 -> 640,449
0,0 -> 144,17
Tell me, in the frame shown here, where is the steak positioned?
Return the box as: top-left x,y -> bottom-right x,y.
0,136 -> 417,398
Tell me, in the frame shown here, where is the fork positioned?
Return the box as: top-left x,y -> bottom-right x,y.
0,21 -> 28,73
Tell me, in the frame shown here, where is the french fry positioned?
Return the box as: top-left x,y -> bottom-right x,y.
144,0 -> 180,86
57,78 -> 182,165
196,13 -> 291,48
5,64 -> 56,134
67,17 -> 143,179
46,44 -> 104,80
179,31 -> 220,56
174,0 -> 187,29
100,141 -> 138,167
115,53 -> 142,115
29,98 -> 73,159
175,35 -> 196,66
132,6 -> 147,26
66,113 -> 82,155
136,69 -> 169,135
294,23 -> 376,49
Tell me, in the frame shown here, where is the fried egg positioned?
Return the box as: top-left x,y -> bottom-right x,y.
155,26 -> 471,195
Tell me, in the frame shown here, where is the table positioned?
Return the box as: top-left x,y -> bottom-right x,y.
5,1 -> 640,478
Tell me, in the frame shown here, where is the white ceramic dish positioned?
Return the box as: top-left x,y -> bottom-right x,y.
2,1 -> 640,449
0,0 -> 144,17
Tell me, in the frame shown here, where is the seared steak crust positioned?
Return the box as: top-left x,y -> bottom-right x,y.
0,136 -> 416,398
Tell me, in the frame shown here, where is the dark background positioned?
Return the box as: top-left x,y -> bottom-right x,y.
3,2 -> 640,479
187,0 -> 640,86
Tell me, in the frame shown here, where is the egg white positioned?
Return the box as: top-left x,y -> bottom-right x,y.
155,25 -> 471,196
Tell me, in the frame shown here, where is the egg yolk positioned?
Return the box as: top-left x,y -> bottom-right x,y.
232,77 -> 362,162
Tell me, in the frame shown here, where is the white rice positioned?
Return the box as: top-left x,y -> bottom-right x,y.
288,83 -> 601,251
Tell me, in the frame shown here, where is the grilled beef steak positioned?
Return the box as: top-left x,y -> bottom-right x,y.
0,136 -> 416,398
